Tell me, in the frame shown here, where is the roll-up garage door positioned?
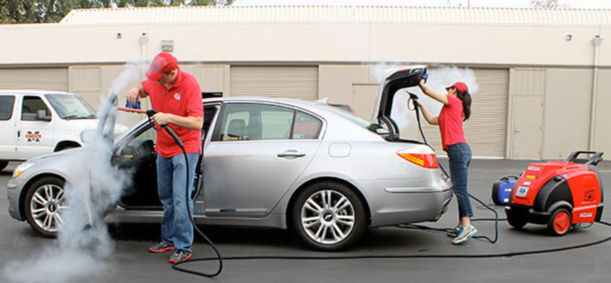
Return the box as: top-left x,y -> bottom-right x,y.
421,68 -> 509,158
0,68 -> 68,91
230,66 -> 318,100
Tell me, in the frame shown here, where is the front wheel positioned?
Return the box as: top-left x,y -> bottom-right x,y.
291,182 -> 367,251
547,208 -> 572,236
24,176 -> 68,237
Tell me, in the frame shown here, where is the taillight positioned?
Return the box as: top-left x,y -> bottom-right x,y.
397,153 -> 439,168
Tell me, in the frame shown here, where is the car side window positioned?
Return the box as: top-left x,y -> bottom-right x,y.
293,111 -> 322,139
219,103 -> 294,141
21,96 -> 50,121
0,96 -> 15,120
203,106 -> 218,138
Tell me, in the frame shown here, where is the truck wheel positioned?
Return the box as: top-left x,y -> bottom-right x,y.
24,176 -> 67,238
506,209 -> 527,229
547,208 -> 572,236
291,182 -> 366,251
0,160 -> 8,171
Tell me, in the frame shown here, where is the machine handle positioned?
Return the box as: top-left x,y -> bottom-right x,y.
500,176 -> 519,182
566,151 -> 604,166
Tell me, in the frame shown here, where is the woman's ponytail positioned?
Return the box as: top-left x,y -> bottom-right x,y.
457,90 -> 472,121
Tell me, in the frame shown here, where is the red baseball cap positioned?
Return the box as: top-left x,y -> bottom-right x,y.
446,82 -> 469,93
146,52 -> 178,81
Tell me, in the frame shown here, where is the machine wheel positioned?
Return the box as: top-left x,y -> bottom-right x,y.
24,176 -> 67,238
547,208 -> 572,236
291,182 -> 367,251
0,160 -> 8,171
491,183 -> 502,205
506,208 -> 527,229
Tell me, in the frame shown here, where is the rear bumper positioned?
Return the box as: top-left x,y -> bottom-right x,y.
370,186 -> 453,227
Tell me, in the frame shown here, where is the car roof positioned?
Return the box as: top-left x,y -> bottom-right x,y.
0,90 -> 74,95
203,97 -> 337,116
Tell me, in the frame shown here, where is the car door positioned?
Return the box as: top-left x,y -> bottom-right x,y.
203,102 -> 323,217
15,95 -> 55,160
0,94 -> 18,160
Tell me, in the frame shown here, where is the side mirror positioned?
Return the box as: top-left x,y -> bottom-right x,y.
36,110 -> 51,121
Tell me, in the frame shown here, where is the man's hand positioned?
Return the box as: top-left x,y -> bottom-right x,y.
419,78 -> 427,87
127,86 -> 142,104
152,112 -> 172,126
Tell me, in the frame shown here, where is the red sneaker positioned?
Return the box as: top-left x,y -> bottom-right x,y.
148,241 -> 175,253
169,250 -> 192,263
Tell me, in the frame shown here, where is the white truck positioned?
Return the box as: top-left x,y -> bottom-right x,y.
0,90 -> 102,171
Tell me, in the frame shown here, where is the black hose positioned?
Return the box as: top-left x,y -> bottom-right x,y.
149,116 -> 223,277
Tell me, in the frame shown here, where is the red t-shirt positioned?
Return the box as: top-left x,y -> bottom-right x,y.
438,95 -> 467,151
142,70 -> 203,158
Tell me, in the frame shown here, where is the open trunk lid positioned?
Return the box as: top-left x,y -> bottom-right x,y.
371,66 -> 427,142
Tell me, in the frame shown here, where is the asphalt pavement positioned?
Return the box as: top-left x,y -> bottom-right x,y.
1,160 -> 611,283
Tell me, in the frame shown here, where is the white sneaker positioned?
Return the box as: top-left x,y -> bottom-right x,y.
452,225 -> 477,245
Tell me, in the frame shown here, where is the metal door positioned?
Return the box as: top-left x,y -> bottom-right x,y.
15,96 -> 55,159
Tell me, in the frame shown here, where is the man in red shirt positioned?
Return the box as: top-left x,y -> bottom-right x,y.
126,52 -> 203,263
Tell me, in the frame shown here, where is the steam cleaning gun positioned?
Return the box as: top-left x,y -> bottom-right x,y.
117,106 -> 183,148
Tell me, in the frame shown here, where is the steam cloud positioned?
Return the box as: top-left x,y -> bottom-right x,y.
370,63 -> 479,139
2,62 -> 144,283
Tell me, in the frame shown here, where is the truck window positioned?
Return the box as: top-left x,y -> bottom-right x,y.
0,96 -> 15,120
22,96 -> 50,121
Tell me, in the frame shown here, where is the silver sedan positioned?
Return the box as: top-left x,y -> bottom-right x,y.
7,68 -> 452,251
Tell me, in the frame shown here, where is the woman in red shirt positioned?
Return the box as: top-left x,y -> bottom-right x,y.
415,79 -> 476,245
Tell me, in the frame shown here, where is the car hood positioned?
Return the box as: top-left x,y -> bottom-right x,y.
371,66 -> 427,141
28,147 -> 85,163
63,118 -> 99,129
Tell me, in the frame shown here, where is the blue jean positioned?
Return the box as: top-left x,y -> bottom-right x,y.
156,153 -> 200,252
447,143 -> 473,218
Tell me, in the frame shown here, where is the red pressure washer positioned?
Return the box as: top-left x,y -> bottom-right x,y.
505,151 -> 604,236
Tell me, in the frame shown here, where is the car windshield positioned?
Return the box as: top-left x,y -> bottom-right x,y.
45,93 -> 96,119
315,103 -> 381,132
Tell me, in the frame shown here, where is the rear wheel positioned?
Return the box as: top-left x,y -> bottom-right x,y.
291,182 -> 366,251
547,208 -> 572,236
506,208 -> 527,229
0,160 -> 8,171
24,176 -> 68,237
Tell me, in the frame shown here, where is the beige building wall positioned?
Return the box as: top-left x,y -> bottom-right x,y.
594,69 -> 611,155
318,65 -> 379,120
0,22 -> 608,67
542,69 -> 593,159
2,7 -> 611,159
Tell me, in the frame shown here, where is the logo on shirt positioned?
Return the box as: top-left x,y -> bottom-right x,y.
174,93 -> 181,100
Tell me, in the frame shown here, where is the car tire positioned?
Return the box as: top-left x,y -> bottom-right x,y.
0,160 -> 8,171
547,208 -> 572,236
291,181 -> 367,251
506,208 -> 527,229
24,176 -> 66,238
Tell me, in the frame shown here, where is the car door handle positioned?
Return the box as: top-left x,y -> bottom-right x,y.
277,150 -> 306,158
